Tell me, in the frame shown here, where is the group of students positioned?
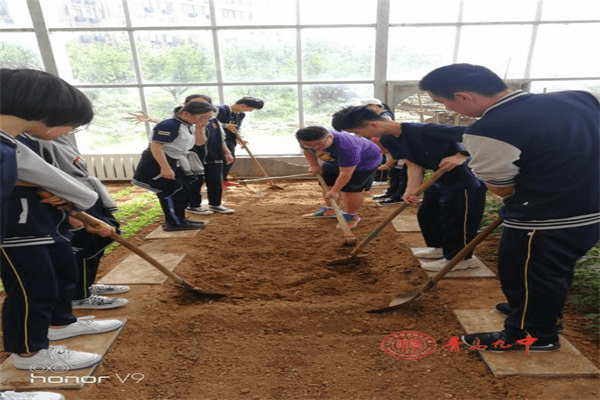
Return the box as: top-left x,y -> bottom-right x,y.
0,61 -> 599,398
0,68 -> 135,400
298,63 -> 599,353
128,95 -> 264,231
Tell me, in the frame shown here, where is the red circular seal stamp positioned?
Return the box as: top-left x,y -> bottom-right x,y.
381,330 -> 437,360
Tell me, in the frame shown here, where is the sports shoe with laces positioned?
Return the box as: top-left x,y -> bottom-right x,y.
302,206 -> 336,219
377,198 -> 403,206
12,345 -> 102,371
461,330 -> 561,352
372,193 -> 390,200
336,213 -> 361,229
48,316 -> 123,341
162,220 -> 206,231
422,257 -> 480,271
186,206 -> 214,215
223,180 -> 241,187
72,295 -> 129,310
209,205 -> 236,214
0,391 -> 65,400
89,284 -> 130,295
413,247 -> 444,259
495,302 -> 564,332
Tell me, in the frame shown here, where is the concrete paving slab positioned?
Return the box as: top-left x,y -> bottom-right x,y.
99,247 -> 186,285
392,214 -> 421,232
454,309 -> 600,378
0,317 -> 128,390
411,248 -> 496,278
145,219 -> 210,240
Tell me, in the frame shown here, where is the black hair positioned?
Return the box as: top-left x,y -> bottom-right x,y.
418,63 -> 508,99
184,94 -> 213,104
0,68 -> 93,127
235,96 -> 264,109
331,106 -> 386,132
177,102 -> 216,116
295,126 -> 329,142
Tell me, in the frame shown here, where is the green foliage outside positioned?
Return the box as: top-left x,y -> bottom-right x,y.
569,243 -> 600,333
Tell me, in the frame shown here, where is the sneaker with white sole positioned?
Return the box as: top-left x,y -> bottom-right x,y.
413,247 -> 444,259
186,206 -> 214,215
89,284 -> 130,295
422,257 -> 480,272
461,330 -> 561,352
0,391 -> 65,400
336,213 -> 361,229
303,206 -> 336,219
72,295 -> 129,310
209,205 -> 235,214
48,316 -> 123,341
12,345 -> 102,371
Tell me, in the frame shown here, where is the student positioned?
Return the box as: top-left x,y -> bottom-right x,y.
17,134 -> 129,310
0,68 -> 122,371
216,96 -> 265,187
359,98 -> 409,206
331,106 -> 487,269
419,63 -> 600,351
132,101 -> 215,230
297,126 -> 381,229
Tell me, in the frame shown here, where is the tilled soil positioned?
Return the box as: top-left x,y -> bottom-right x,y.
1,180 -> 598,400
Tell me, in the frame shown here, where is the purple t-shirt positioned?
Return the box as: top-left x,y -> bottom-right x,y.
310,131 -> 382,171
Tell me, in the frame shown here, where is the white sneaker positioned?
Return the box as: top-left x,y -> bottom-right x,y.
48,316 -> 123,341
12,345 -> 101,371
0,391 -> 65,400
413,247 -> 444,259
372,181 -> 388,186
72,295 -> 129,310
422,258 -> 480,272
209,205 -> 235,214
186,206 -> 214,215
89,284 -> 130,295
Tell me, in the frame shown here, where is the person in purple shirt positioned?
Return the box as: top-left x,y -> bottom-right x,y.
296,126 -> 381,229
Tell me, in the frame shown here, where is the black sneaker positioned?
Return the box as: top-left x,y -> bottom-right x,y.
461,330 -> 561,352
162,220 -> 206,231
495,302 -> 564,332
372,194 -> 390,200
377,198 -> 403,206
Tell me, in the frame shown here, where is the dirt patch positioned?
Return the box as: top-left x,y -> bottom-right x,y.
2,180 -> 599,400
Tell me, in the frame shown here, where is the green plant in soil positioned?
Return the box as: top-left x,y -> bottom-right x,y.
103,191 -> 163,255
568,243 -> 600,333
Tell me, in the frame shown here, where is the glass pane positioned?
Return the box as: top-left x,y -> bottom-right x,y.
541,0 -> 600,21
388,27 -> 456,81
214,0 -> 296,26
390,0 -> 461,24
1,0 -> 33,28
0,33 -> 43,70
136,30 -> 217,83
223,85 -> 299,155
51,31 -> 135,84
143,86 -> 219,121
77,88 -> 147,154
302,28 -> 374,81
127,0 -> 210,27
41,0 -> 126,28
457,25 -> 532,79
219,29 -> 297,82
299,0 -> 376,24
530,24 -> 600,78
303,84 -> 373,128
462,0 -> 538,22
530,80 -> 600,95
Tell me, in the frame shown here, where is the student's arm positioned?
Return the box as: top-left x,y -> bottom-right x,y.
195,127 -> 207,146
402,159 -> 425,205
438,153 -> 468,171
15,142 -> 98,211
302,149 -> 321,175
150,142 -> 176,180
125,111 -> 161,124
